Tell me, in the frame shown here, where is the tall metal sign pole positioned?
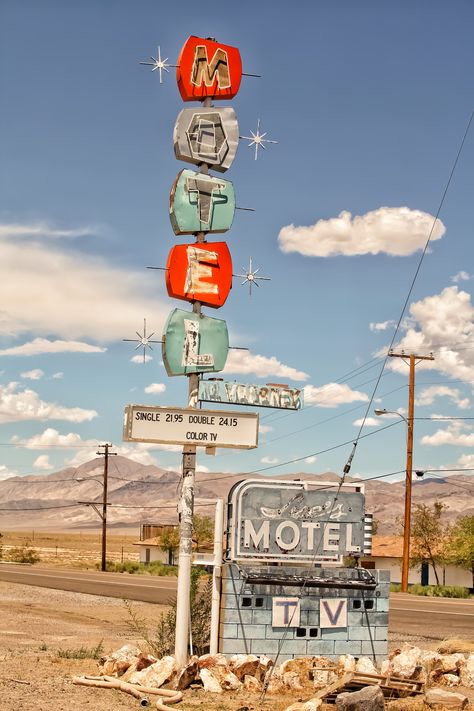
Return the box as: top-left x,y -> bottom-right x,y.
129,36 -> 278,666
388,350 -> 434,592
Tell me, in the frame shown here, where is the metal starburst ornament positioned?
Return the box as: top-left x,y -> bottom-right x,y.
139,46 -> 176,83
234,257 -> 271,296
240,119 -> 278,160
123,319 -> 161,363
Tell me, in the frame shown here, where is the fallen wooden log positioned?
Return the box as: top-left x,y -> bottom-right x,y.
73,674 -> 183,710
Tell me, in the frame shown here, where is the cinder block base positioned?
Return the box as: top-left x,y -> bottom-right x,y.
219,564 -> 389,665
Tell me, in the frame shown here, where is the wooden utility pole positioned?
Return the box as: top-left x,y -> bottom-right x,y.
388,350 -> 434,592
97,443 -> 117,572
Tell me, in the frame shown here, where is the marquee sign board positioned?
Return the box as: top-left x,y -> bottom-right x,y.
123,404 -> 259,449
176,36 -> 243,102
169,169 -> 235,235
162,308 -> 229,376
199,379 -> 303,410
173,107 -> 239,173
229,479 -> 366,564
166,242 -> 232,308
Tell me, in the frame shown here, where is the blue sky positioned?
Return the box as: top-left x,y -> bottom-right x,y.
2,0 -> 474,484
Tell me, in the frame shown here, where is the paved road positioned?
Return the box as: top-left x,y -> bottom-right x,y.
0,564 -> 472,640
0,563 -> 177,604
390,592 -> 474,640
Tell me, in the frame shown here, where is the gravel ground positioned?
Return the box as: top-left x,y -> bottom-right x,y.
0,580 -> 472,711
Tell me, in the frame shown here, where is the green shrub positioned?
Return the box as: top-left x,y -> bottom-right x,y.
57,640 -> 104,659
8,540 -> 40,564
100,560 -> 178,576
124,568 -> 213,657
390,583 -> 402,592
408,583 -> 471,598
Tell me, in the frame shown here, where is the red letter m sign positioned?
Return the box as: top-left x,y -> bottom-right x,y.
191,46 -> 230,89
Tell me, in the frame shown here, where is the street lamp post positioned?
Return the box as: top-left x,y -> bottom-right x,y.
374,407 -> 413,592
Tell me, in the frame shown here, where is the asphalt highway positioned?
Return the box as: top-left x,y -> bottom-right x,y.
0,564 -> 472,640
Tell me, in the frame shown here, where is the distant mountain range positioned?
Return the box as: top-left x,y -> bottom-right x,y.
0,455 -> 472,533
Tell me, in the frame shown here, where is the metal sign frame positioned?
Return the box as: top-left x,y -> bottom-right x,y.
228,479 -> 366,564
123,404 -> 259,449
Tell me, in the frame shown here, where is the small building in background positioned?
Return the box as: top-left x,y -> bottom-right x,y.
361,535 -> 472,588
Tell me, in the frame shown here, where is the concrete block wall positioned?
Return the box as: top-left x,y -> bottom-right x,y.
219,564 -> 389,664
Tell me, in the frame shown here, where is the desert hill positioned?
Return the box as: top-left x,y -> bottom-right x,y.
0,455 -> 472,533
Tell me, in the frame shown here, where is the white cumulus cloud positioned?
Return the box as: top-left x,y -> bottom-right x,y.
223,350 -> 308,382
304,382 -> 368,408
33,455 -> 54,470
20,369 -> 44,380
13,427 -> 97,449
421,421 -> 474,447
131,354 -> 153,364
386,286 -> 474,382
305,456 -> 317,464
353,417 -> 379,427
369,320 -> 396,332
0,465 -> 16,481
52,372 -> 64,379
0,382 -> 97,424
0,339 -> 106,357
451,271 -> 471,283
0,221 -> 167,341
0,221 -> 97,240
144,383 -> 166,395
278,207 -> 445,257
261,456 -> 279,464
415,385 -> 470,410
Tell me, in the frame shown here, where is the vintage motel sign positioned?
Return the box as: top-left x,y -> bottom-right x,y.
176,36 -> 243,102
173,107 -> 239,173
162,308 -> 229,376
199,379 -> 303,409
166,242 -> 232,308
123,404 -> 258,449
229,479 -> 366,564
169,169 -> 235,235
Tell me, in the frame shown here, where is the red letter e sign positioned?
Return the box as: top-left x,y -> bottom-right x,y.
166,242 -> 232,308
177,36 -> 242,101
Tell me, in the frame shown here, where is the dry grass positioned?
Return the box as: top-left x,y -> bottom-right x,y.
437,638 -> 474,655
385,699 -> 425,711
1,530 -> 139,568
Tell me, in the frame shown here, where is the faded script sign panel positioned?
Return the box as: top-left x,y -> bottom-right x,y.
230,480 -> 365,562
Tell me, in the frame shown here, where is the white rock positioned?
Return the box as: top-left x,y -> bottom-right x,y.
460,653 -> 474,688
312,669 -> 337,689
110,644 -> 142,661
355,656 -> 378,674
338,655 -> 356,674
380,659 -> 390,675
199,667 -> 223,693
390,651 -> 418,678
284,700 -> 322,711
425,688 -> 468,709
282,671 -> 304,690
442,673 -> 461,687
243,674 -> 262,692
128,655 -> 176,688
229,653 -> 260,680
198,652 -> 227,668
440,654 -> 466,673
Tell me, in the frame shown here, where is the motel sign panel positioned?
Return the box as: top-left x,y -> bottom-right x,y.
229,479 -> 366,563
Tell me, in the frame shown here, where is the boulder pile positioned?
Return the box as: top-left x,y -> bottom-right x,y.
95,643 -> 473,709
